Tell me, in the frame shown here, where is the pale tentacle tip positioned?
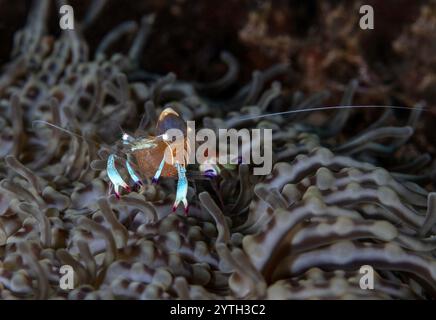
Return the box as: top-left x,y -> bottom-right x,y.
204,169 -> 217,179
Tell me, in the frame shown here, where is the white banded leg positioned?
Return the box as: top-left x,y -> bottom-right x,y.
126,160 -> 143,187
152,156 -> 165,184
172,162 -> 189,215
107,154 -> 130,199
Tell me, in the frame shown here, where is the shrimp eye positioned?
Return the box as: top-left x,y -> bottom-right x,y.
122,133 -> 134,144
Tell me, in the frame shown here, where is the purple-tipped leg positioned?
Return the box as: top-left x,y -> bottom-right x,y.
126,160 -> 143,190
152,157 -> 166,185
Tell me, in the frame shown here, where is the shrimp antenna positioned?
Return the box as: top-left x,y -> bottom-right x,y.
32,120 -> 111,150
239,105 -> 426,121
32,120 -> 91,141
32,120 -> 132,157
118,124 -> 131,142
118,124 -> 128,136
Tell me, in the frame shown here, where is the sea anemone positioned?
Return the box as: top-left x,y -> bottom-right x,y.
0,1 -> 435,300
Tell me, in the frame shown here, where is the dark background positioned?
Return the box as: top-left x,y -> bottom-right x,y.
1,0 -> 435,152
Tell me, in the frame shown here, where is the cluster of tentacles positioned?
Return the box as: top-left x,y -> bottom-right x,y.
0,1 -> 435,299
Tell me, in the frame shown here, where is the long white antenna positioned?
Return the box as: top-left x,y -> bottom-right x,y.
239,105 -> 425,121
32,120 -> 88,141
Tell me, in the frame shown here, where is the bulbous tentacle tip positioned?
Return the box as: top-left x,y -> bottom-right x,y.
152,177 -> 158,184
184,205 -> 190,216
125,185 -> 131,193
204,169 -> 217,179
115,192 -> 121,200
172,205 -> 177,212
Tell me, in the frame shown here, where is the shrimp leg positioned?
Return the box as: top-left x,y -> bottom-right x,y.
107,154 -> 130,199
172,162 -> 189,215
